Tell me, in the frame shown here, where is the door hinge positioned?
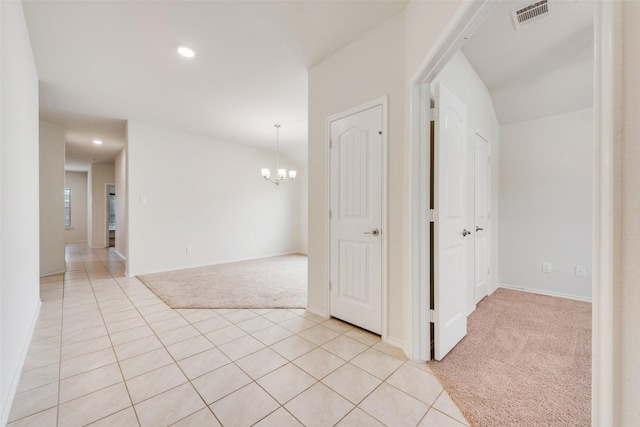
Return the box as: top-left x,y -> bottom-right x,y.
329,281 -> 332,290
430,309 -> 437,323
488,156 -> 491,164
487,267 -> 490,275
429,108 -> 437,122
330,138 -> 333,149
428,209 -> 436,223
329,210 -> 332,220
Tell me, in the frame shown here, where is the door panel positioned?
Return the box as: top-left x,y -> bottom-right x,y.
330,105 -> 383,335
434,83 -> 468,360
474,133 -> 491,303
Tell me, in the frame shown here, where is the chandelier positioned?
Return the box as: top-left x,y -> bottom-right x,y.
261,124 -> 296,185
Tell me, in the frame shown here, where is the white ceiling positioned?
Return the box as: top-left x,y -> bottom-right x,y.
23,0 -> 407,171
25,0 -> 594,171
461,0 -> 594,125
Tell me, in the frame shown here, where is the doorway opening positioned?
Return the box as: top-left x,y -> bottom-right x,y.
410,1 -> 616,423
107,184 -> 115,248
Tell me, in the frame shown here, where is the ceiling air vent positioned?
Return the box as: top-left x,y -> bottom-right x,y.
511,0 -> 553,29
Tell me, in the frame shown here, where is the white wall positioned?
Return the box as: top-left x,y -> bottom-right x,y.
88,162 -> 115,248
126,121 -> 300,276
114,149 -> 127,261
0,1 -> 42,424
64,171 -> 88,243
297,167 -> 308,254
620,2 -> 640,423
39,120 -> 65,276
499,109 -> 593,300
492,58 -> 594,126
308,13 -> 406,345
432,51 -> 500,312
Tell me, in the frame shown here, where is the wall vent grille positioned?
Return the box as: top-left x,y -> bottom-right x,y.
511,0 -> 553,29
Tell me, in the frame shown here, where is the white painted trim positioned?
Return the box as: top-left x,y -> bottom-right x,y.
466,305 -> 477,317
386,335 -> 404,351
325,96 -> 389,341
410,82 -> 430,361
411,1 -> 499,85
114,249 -> 126,262
499,284 -> 592,303
0,301 -> 42,427
40,270 -> 66,277
306,306 -> 329,320
593,1 -> 619,425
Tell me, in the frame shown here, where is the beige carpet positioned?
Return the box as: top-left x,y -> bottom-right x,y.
137,254 -> 307,309
428,288 -> 591,427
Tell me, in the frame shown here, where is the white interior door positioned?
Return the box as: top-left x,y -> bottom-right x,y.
474,133 -> 491,304
329,105 -> 383,335
433,83 -> 468,360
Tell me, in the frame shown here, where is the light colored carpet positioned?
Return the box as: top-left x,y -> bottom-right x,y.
137,254 -> 307,309
428,288 -> 591,427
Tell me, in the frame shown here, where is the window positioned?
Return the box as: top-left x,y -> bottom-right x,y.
64,189 -> 71,227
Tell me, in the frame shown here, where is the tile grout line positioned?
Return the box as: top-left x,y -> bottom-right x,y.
89,246 -> 143,427
13,243 -> 465,427
60,244 -> 140,427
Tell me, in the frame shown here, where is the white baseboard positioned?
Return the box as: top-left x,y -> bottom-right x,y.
113,249 -> 126,262
385,335 -> 404,350
499,284 -> 592,303
466,304 -> 477,316
306,305 -> 328,319
1,300 -> 42,426
40,269 -> 65,278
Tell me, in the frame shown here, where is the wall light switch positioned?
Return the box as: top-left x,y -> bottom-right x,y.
542,262 -> 552,273
575,265 -> 586,277
186,246 -> 192,254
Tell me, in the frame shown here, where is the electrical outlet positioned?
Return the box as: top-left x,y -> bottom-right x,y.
542,262 -> 552,273
575,265 -> 586,277
186,246 -> 192,254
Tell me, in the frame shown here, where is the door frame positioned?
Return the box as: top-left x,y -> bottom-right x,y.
103,182 -> 115,248
408,1 -> 617,424
326,96 -> 389,342
106,183 -> 116,247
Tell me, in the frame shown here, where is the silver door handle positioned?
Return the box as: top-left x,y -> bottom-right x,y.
476,226 -> 483,232
462,229 -> 471,237
364,228 -> 380,236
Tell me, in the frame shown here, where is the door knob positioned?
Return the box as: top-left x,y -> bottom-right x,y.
364,228 -> 380,236
462,229 -> 471,237
476,226 -> 483,232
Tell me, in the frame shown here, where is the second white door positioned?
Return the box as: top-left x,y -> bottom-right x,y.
474,133 -> 491,303
329,105 -> 383,335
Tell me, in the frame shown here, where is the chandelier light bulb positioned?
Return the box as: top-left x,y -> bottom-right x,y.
261,124 -> 296,186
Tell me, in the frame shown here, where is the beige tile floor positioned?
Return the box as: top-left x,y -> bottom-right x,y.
8,243 -> 469,427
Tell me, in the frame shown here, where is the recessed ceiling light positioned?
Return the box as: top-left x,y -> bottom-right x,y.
92,139 -> 103,145
177,45 -> 195,58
